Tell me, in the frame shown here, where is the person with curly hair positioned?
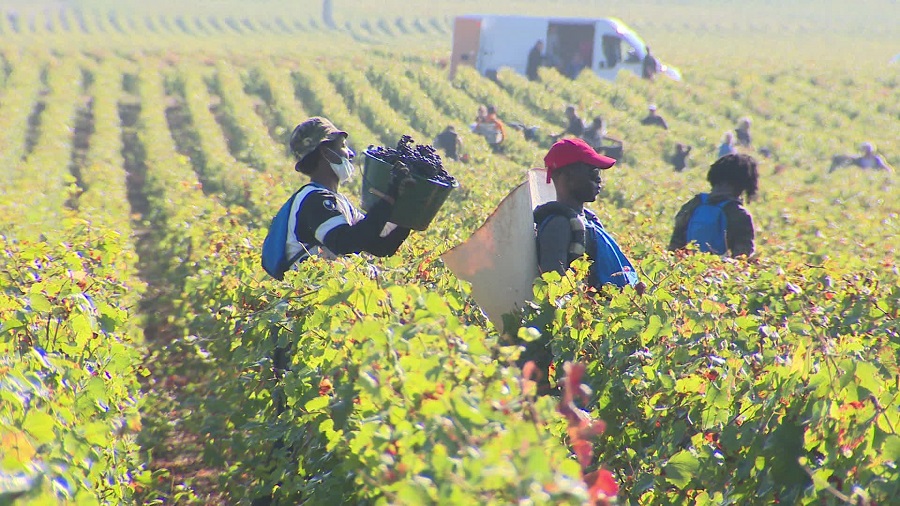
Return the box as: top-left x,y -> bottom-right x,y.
668,153 -> 759,257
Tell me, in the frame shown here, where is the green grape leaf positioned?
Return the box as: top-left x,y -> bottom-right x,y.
664,450 -> 699,488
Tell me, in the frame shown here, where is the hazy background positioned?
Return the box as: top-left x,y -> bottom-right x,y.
3,0 -> 898,68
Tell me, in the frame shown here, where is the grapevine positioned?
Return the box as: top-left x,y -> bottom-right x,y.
366,135 -> 457,185
0,8 -> 897,505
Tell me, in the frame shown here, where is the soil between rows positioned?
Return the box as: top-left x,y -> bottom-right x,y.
118,91 -> 228,504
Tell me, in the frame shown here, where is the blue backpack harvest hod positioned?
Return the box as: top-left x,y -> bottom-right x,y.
685,193 -> 730,254
261,190 -> 304,280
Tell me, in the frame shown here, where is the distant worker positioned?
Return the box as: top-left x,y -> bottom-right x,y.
853,142 -> 894,172
735,117 -> 752,147
526,40 -> 544,82
670,143 -> 692,172
581,116 -> 607,151
545,26 -> 562,68
469,104 -> 487,134
642,46 -> 659,80
566,52 -> 587,79
433,125 -> 462,161
668,153 -> 759,257
581,116 -> 625,159
552,105 -> 585,140
830,142 -> 894,173
640,104 -> 669,130
474,104 -> 487,125
718,131 -> 737,158
474,105 -> 506,153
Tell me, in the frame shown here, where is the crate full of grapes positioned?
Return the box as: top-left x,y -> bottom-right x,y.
361,136 -> 458,231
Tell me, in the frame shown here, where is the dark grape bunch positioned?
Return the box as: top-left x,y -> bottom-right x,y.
367,135 -> 457,186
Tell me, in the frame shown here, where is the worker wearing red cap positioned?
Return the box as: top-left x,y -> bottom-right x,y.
534,138 -> 640,289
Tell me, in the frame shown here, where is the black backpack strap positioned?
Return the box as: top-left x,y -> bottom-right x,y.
534,202 -> 586,261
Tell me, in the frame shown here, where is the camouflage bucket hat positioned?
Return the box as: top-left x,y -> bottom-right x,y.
289,116 -> 348,163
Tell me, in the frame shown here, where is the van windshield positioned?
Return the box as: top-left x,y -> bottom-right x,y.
601,34 -> 641,68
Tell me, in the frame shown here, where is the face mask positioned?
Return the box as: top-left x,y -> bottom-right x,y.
326,148 -> 355,183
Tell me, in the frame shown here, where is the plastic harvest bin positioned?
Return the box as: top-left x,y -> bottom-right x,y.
360,150 -> 457,231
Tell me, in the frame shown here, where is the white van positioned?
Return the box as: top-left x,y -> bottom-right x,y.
450,14 -> 680,82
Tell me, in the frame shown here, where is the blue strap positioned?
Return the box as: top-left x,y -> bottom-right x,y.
699,192 -> 730,209
285,182 -> 330,261
583,216 -> 638,287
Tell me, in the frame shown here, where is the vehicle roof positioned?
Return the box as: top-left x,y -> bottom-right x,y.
457,13 -> 627,27
456,14 -> 647,57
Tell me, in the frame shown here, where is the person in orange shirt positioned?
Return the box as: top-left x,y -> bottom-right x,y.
474,105 -> 506,153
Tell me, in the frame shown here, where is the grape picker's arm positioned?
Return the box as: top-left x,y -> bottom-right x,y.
296,191 -> 408,257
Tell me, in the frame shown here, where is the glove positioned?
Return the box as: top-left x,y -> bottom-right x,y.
387,161 -> 415,200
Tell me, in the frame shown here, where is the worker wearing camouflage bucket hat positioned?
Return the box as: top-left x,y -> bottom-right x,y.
262,116 -> 414,280
257,117 -> 416,506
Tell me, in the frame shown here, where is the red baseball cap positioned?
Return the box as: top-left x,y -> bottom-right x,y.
543,138 -> 616,183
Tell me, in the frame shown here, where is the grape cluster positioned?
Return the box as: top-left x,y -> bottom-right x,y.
367,135 -> 457,185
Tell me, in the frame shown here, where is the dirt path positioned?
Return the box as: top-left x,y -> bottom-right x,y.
24,99 -> 46,160
118,79 -> 227,504
66,94 -> 92,210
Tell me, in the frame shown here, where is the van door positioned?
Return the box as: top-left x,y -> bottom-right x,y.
477,16 -> 548,76
450,16 -> 482,79
547,21 -> 596,78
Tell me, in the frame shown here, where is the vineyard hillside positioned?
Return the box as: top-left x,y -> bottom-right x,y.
0,0 -> 897,504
